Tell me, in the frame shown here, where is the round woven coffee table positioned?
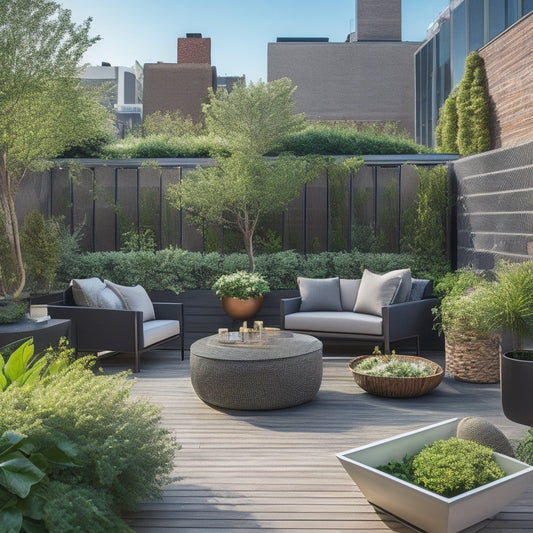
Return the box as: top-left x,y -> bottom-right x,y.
190,332 -> 323,410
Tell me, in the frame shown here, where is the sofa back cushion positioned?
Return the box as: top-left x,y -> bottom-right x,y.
340,279 -> 361,311
105,280 -> 156,322
71,278 -> 124,310
297,277 -> 342,312
353,268 -> 412,316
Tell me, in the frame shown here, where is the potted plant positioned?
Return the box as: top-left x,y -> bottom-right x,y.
212,271 -> 270,320
434,270 -> 500,383
481,261 -> 533,425
348,348 -> 443,398
337,418 -> 533,533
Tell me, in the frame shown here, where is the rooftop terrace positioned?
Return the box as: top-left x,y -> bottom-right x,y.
99,345 -> 533,532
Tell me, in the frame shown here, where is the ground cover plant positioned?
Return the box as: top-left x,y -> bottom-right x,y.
0,338 -> 177,532
354,353 -> 435,378
378,437 -> 506,497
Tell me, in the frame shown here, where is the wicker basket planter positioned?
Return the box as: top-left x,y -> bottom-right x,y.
444,331 -> 500,383
348,355 -> 444,398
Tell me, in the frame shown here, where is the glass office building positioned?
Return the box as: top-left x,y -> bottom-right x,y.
415,0 -> 533,146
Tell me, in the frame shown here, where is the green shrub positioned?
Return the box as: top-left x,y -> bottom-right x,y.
412,438 -> 505,497
0,349 -> 177,532
0,298 -> 28,324
56,249 -> 422,292
20,210 -> 60,294
515,427 -> 533,465
457,52 -> 491,156
273,124 -> 433,156
435,89 -> 459,154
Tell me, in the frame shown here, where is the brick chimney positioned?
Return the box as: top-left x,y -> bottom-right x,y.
178,33 -> 211,65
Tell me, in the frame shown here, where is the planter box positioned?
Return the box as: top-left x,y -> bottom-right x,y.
337,418 -> 533,533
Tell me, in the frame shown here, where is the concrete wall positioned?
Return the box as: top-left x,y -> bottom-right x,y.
267,41 -> 420,135
143,63 -> 213,122
451,140 -> 533,269
479,12 -> 533,149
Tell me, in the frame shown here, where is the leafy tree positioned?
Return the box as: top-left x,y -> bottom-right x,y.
457,52 -> 491,155
142,109 -> 205,137
0,0 -> 112,298
203,78 -> 306,155
167,79 -> 363,271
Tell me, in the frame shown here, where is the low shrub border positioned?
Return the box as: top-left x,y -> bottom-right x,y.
57,249 -> 426,293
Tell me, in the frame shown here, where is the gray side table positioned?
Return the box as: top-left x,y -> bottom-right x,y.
0,318 -> 71,354
190,332 -> 323,410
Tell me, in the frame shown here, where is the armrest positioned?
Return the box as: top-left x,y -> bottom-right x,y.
382,298 -> 439,340
280,297 -> 302,329
153,302 -> 184,322
48,304 -> 143,353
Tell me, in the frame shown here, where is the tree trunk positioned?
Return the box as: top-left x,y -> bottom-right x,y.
0,153 -> 25,298
243,228 -> 255,272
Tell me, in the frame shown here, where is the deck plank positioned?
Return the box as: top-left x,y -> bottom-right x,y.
98,345 -> 533,533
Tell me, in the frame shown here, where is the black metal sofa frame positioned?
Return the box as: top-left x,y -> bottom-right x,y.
48,287 -> 184,372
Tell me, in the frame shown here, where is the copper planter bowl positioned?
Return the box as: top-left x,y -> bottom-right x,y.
221,295 -> 264,320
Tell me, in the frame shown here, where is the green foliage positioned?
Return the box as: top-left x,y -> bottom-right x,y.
212,271 -> 270,300
120,227 -> 157,252
0,430 -> 79,533
275,123 -> 432,156
515,427 -> 533,465
203,78 -> 306,156
481,261 -> 533,350
402,166 -> 450,281
457,53 -> 491,156
0,353 -> 177,531
435,89 -> 459,153
378,454 -> 415,482
142,109 -> 205,137
0,299 -> 28,325
101,134 -> 214,158
56,248 -> 419,292
411,438 -> 505,497
355,355 -> 435,377
0,337 -> 75,392
20,211 -> 60,294
0,0 -> 113,298
434,269 -> 494,337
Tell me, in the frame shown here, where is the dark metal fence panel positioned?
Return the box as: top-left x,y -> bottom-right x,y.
451,140 -> 533,269
15,156 -> 456,255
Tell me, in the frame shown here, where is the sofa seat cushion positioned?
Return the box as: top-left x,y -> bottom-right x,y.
143,320 -> 180,348
284,311 -> 382,336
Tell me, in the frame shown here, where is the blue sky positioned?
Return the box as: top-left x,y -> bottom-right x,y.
62,0 -> 448,82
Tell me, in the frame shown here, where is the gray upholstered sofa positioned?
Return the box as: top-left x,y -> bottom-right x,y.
48,278 -> 184,372
280,269 -> 437,355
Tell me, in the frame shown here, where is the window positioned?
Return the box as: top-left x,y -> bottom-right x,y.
507,0 -> 520,24
523,0 -> 533,15
468,0 -> 485,51
489,0 -> 506,40
452,0 -> 467,86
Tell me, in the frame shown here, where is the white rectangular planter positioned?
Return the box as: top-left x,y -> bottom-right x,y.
337,418 -> 533,533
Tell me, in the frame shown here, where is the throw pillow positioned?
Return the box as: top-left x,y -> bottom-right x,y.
391,268 -> 412,304
353,269 -> 403,316
297,277 -> 342,312
105,280 -> 155,322
71,278 -> 106,307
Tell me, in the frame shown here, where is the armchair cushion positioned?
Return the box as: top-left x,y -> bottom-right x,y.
353,268 -> 411,316
297,277 -> 342,312
143,319 -> 181,347
105,281 -> 155,322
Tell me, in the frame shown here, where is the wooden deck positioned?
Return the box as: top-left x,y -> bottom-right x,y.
98,344 -> 533,533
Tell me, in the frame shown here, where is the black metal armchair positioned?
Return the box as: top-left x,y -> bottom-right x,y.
48,286 -> 184,372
